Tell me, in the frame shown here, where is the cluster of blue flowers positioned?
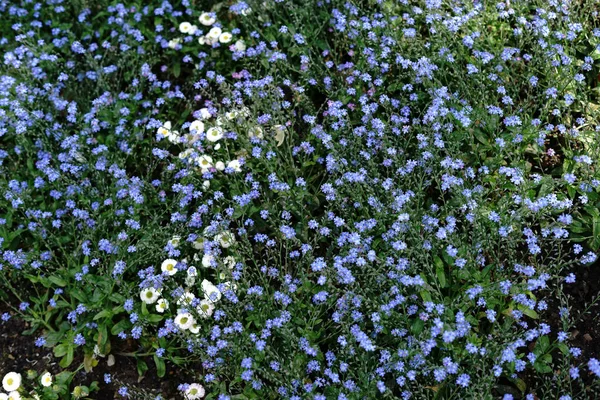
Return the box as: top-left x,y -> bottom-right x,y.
2,0 -> 600,399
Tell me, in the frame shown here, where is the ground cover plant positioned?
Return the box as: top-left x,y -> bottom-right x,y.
2,0 -> 600,399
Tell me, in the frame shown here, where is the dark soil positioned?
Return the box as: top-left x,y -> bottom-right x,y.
0,309 -> 180,399
519,261 -> 600,398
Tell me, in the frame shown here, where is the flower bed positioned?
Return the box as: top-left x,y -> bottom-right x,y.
2,0 -> 600,399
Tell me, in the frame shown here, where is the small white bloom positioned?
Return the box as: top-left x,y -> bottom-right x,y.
157,121 -> 172,137
185,275 -> 196,287
174,313 -> 195,330
155,298 -> 169,313
168,130 -> 180,144
199,108 -> 212,120
0,394 -> 7,400
185,383 -> 206,400
224,256 -> 236,269
214,143 -> 221,150
206,126 -> 224,142
168,235 -> 181,248
189,322 -> 200,334
227,159 -> 242,172
177,292 -> 196,306
40,372 -> 52,388
179,22 -> 193,34
207,27 -> 222,40
248,126 -> 264,139
197,299 -> 215,318
7,392 -> 19,400
225,110 -> 238,120
168,38 -> 181,49
201,279 -> 222,302
196,155 -> 213,172
201,254 -> 215,268
202,180 -> 210,191
161,259 -> 178,276
219,32 -> 233,43
189,120 -> 205,133
2,373 -> 20,392
216,231 -> 235,248
199,12 -> 216,26
198,35 -> 206,45
193,236 -> 206,250
234,40 -> 246,52
222,281 -> 238,293
178,149 -> 193,160
140,287 -> 160,304
215,161 -> 225,171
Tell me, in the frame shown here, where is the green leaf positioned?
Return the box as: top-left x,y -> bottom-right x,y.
434,256 -> 447,288
137,359 -> 148,376
59,346 -> 74,368
54,344 -> 68,358
93,310 -> 112,320
111,319 -> 131,336
154,355 -> 166,378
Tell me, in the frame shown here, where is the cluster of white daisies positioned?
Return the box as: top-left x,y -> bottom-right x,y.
157,106 -> 287,181
169,11 -> 246,52
1,371 -> 52,400
156,107 -> 245,175
140,229 -> 238,335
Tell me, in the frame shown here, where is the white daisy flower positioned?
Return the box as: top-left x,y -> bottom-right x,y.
177,292 -> 196,306
227,159 -> 242,172
140,287 -> 160,304
196,155 -> 213,172
168,235 -> 181,248
216,231 -> 235,248
189,120 -> 205,133
155,298 -> 169,313
224,256 -> 236,269
2,373 -> 20,393
168,38 -> 181,49
219,32 -> 233,43
199,108 -> 212,120
201,279 -> 222,302
161,259 -> 178,276
207,27 -> 222,40
189,322 -> 200,334
215,161 -> 225,171
157,121 -> 172,137
185,383 -> 206,399
201,254 -> 215,268
174,313 -> 195,330
248,126 -> 264,139
179,22 -> 193,34
198,12 -> 215,26
206,126 -> 224,142
197,299 -> 215,318
40,372 -> 52,388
